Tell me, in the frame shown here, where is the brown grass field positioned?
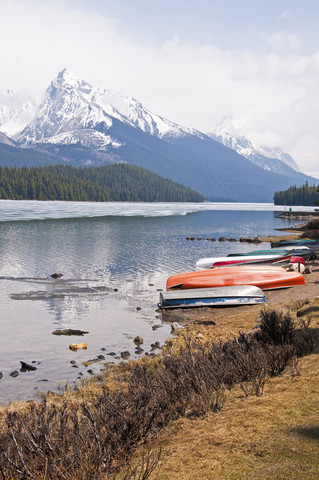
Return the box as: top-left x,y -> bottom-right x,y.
147,350 -> 319,480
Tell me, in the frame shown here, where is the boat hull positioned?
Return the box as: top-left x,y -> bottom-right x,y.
196,254 -> 294,270
159,285 -> 266,309
227,248 -> 313,261
166,265 -> 306,291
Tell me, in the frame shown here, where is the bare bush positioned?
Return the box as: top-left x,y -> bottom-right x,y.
256,308 -> 297,346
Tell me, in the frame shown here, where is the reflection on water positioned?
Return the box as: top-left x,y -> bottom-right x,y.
0,203 -> 302,402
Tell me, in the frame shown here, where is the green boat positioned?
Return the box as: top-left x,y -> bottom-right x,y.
228,249 -> 290,257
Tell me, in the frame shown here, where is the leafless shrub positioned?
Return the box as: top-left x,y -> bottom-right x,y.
112,442 -> 170,480
256,308 -> 297,346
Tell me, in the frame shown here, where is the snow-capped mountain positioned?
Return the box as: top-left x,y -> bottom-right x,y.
15,69 -> 202,149
208,130 -> 300,175
1,68 -> 317,202
0,89 -> 36,137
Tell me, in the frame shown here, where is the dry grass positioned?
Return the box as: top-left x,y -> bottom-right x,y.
150,353 -> 319,480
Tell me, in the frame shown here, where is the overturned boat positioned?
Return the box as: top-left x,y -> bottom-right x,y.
227,247 -> 315,261
166,265 -> 306,291
158,285 -> 266,309
195,254 -> 303,270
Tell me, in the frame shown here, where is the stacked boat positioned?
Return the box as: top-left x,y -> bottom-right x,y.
159,242 -> 311,309
195,253 -> 306,270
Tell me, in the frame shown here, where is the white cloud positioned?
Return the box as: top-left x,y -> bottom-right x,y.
0,0 -> 319,174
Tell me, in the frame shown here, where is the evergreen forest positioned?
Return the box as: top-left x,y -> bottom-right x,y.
0,164 -> 205,202
274,182 -> 319,206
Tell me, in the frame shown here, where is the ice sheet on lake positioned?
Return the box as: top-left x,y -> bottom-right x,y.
0,200 -> 314,223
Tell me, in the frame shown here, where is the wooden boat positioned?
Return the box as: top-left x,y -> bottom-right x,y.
166,265 -> 306,291
158,285 -> 266,309
196,254 -> 293,270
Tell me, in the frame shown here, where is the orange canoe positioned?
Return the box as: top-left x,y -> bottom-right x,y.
166,265 -> 305,291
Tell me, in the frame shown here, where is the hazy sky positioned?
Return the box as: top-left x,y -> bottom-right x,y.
1,0 -> 319,176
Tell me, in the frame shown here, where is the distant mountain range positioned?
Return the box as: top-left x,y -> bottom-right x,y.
0,69 -> 317,202
208,130 -> 301,176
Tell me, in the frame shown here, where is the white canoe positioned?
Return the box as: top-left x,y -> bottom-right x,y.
158,285 -> 266,309
195,254 -> 289,270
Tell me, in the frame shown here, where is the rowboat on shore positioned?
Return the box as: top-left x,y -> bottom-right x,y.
166,265 -> 306,291
195,254 -> 302,270
158,285 -> 266,309
227,247 -> 314,261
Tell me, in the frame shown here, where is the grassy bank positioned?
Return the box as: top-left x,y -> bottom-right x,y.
151,351 -> 319,480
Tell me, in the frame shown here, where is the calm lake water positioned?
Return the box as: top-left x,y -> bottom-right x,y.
0,200 -> 308,403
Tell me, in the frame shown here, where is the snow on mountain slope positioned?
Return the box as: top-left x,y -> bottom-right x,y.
14,70 -> 124,149
15,69 -> 201,149
0,89 -> 36,136
208,130 -> 300,174
101,91 -> 202,139
9,68 -> 297,179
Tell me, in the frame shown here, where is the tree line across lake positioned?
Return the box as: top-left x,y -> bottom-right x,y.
274,182 -> 319,206
0,164 -> 205,202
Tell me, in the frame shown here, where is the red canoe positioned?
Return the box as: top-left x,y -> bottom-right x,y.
166,265 -> 306,291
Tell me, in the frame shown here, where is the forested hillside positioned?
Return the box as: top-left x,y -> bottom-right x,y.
274,182 -> 319,206
0,164 -> 205,202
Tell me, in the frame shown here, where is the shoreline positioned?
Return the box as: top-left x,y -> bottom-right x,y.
0,228 -> 318,479
2,228 -> 319,405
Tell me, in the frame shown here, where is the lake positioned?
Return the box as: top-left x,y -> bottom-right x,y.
0,200 -> 307,402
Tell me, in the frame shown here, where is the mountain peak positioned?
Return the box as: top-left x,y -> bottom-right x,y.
54,68 -> 83,88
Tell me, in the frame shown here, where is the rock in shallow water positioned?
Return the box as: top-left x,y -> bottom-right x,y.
121,351 -> 131,360
52,329 -> 89,336
50,273 -> 63,279
20,361 -> 37,372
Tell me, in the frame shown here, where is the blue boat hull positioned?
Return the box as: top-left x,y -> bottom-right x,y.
159,285 -> 266,309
